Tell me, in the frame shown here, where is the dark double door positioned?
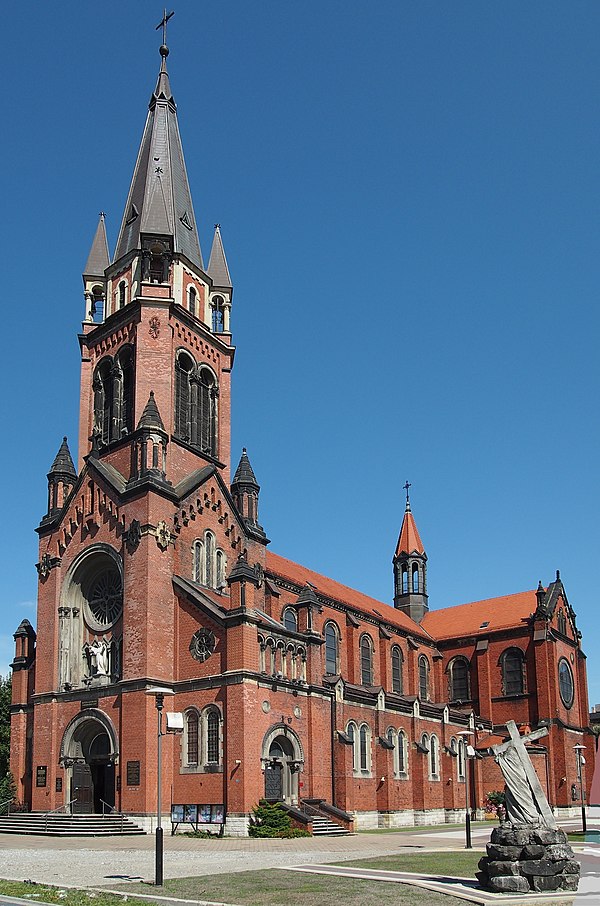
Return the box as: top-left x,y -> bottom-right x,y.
72,761 -> 115,814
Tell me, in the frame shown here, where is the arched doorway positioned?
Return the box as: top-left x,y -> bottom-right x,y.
61,713 -> 117,814
261,726 -> 304,806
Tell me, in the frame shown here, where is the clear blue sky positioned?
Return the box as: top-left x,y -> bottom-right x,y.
3,2 -> 599,704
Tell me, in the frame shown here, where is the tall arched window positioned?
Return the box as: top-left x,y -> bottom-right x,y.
457,738 -> 466,781
449,657 -> 470,702
283,608 -> 298,633
174,351 -> 218,457
557,610 -> 567,636
429,734 -> 439,779
93,346 -> 134,446
212,296 -> 225,332
216,550 -> 226,588
402,565 -> 408,594
188,286 -> 197,318
205,709 -> 220,764
391,645 -> 403,693
347,721 -> 358,773
185,710 -> 199,766
360,635 -> 373,685
118,281 -> 126,309
412,563 -> 419,593
175,351 -> 194,441
94,359 -> 113,445
398,729 -> 407,775
359,724 -> 370,772
192,533 -> 225,589
198,368 -> 217,454
500,648 -> 525,696
204,532 -> 215,588
192,540 -> 203,583
325,623 -> 339,674
418,655 -> 430,700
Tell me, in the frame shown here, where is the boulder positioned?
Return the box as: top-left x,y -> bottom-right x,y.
489,875 -> 530,893
520,859 -> 567,876
487,844 -> 523,861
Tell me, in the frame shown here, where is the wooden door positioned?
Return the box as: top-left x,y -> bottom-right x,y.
72,762 -> 93,813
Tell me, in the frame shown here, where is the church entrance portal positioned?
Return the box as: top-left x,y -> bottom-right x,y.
264,736 -> 298,805
63,716 -> 117,814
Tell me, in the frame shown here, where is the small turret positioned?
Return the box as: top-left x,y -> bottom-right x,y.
45,437 -> 76,519
232,448 -> 266,538
83,213 -> 110,322
131,392 -> 169,483
207,225 -> 232,333
393,483 -> 428,622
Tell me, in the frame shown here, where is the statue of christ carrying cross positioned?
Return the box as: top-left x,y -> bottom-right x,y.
490,720 -> 557,829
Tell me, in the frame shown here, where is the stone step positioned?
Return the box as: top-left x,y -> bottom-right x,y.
311,816 -> 351,836
0,814 -> 145,836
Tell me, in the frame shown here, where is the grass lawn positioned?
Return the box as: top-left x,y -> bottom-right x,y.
110,851 -> 480,905
0,881 -> 156,906
359,821 -> 494,835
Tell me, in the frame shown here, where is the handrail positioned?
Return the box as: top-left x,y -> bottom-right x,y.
99,799 -> 124,833
0,797 -> 14,816
44,798 -> 78,833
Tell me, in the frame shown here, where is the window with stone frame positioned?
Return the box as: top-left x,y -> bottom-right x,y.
429,734 -> 439,779
418,655 -> 430,700
174,350 -> 218,456
347,721 -> 359,773
448,657 -> 470,702
457,737 -> 466,781
205,708 -> 220,764
212,295 -> 225,332
360,634 -> 374,686
184,710 -> 199,766
391,645 -> 403,693
283,608 -> 298,633
359,723 -> 370,773
500,647 -> 526,696
324,622 -> 339,674
93,346 -> 134,446
188,285 -> 197,318
192,532 -> 225,590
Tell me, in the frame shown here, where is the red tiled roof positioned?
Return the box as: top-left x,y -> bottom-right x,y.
265,550 -> 429,638
395,509 -> 425,557
422,590 -> 537,640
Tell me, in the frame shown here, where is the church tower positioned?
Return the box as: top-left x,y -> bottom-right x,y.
393,485 -> 428,622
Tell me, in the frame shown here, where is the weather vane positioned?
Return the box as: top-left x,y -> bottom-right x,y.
156,9 -> 175,46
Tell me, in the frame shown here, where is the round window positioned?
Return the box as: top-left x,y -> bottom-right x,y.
190,628 -> 216,663
88,570 -> 122,627
558,658 -> 574,708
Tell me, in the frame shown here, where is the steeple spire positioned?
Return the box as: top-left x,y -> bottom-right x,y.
83,213 -> 110,279
113,26 -> 203,269
392,486 -> 428,622
44,437 -> 77,520
208,225 -> 233,289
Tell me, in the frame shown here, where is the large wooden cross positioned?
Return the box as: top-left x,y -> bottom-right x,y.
492,720 -> 556,828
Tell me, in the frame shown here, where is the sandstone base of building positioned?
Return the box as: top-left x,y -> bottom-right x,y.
477,823 -> 580,894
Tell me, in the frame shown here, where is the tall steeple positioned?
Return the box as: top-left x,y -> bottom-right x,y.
113,40 -> 203,269
393,483 -> 428,622
208,225 -> 232,290
82,213 -> 110,322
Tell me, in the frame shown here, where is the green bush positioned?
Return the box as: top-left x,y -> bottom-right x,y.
248,800 -> 309,838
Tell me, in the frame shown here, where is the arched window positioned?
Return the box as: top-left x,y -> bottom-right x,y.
391,645 -> 403,693
94,358 -> 113,445
283,608 -> 298,633
118,281 -> 126,309
184,710 -> 199,766
93,347 -> 134,446
150,251 -> 164,283
204,532 -> 215,588
360,635 -> 373,685
500,648 -> 525,696
558,658 -> 575,708
198,368 -> 217,455
418,655 -> 429,700
449,657 -> 470,702
412,563 -> 419,593
174,352 -> 219,457
216,550 -> 226,589
205,709 -> 220,764
398,729 -> 407,775
347,721 -> 359,772
359,724 -> 370,772
324,623 -> 339,674
557,610 -> 567,636
429,734 -> 439,779
212,296 -> 225,332
402,564 -> 408,594
175,351 -> 194,441
189,286 -> 197,318
192,540 -> 203,583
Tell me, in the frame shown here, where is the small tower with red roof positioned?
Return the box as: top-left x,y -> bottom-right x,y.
393,482 -> 428,622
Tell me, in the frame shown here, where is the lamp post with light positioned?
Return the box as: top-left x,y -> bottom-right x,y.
573,744 -> 587,834
457,731 -> 475,849
146,687 -> 176,886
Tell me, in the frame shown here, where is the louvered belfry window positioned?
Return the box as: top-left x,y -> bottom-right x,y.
175,352 -> 193,441
174,352 -> 217,457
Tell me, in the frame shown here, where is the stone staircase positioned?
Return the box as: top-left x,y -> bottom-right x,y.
0,813 -> 145,836
311,814 -> 351,836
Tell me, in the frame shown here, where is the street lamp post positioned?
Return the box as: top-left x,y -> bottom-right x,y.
458,731 -> 475,850
146,687 -> 175,886
574,744 -> 587,835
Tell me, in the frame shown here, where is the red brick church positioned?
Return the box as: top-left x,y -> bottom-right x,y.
10,38 -> 594,834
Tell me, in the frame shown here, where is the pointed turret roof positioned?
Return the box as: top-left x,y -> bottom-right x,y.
83,213 -> 110,278
232,448 -> 259,488
49,437 -> 76,478
136,391 -> 166,431
395,499 -> 425,557
114,44 -> 203,269
207,225 -> 232,289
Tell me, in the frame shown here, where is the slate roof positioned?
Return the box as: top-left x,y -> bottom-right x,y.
83,213 -> 110,278
232,448 -> 259,488
114,50 -> 203,269
207,225 -> 232,289
136,391 -> 165,431
49,437 -> 76,477
265,551 -> 431,639
421,590 -> 537,640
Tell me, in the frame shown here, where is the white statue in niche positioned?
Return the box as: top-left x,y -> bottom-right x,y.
83,639 -> 110,678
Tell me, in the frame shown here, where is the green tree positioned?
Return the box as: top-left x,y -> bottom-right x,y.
0,676 -> 15,806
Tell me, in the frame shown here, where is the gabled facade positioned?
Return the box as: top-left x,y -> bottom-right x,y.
11,38 -> 593,833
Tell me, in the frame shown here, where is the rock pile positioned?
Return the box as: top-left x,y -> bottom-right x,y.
477,823 -> 580,893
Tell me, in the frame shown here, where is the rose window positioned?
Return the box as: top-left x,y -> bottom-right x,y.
88,570 -> 123,627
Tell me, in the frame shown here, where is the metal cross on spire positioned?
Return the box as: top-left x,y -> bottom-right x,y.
403,481 -> 411,508
156,8 -> 175,46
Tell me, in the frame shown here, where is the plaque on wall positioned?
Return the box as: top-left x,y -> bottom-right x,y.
36,766 -> 47,788
127,760 -> 141,786
55,777 -> 63,793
